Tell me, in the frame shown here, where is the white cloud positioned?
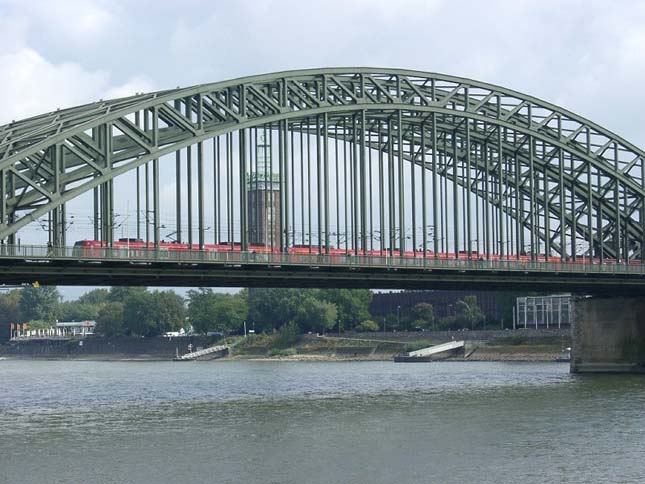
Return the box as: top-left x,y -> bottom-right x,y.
0,9 -> 27,53
2,0 -> 115,42
103,76 -> 156,99
0,48 -> 108,123
0,48 -> 156,124
3,0 -> 645,143
0,0 -> 153,124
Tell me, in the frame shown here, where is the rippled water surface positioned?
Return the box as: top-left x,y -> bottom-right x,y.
1,360 -> 644,484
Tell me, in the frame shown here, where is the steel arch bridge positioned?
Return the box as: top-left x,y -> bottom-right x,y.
1,67 -> 645,291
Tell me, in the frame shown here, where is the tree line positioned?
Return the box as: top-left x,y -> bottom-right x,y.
0,285 -> 493,338
0,286 -> 185,337
385,295 -> 487,331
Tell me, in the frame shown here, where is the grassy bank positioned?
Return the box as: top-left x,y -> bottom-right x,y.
232,333 -> 404,360
231,332 -> 570,362
0,332 -> 571,362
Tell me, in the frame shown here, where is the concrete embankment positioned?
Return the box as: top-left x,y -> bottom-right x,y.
0,336 -> 220,360
316,329 -> 570,362
458,343 -> 567,362
234,330 -> 570,362
0,329 -> 571,362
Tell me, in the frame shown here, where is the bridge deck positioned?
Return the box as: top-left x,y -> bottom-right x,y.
1,245 -> 645,293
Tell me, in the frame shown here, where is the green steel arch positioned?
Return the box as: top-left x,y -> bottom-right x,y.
1,67 -> 644,262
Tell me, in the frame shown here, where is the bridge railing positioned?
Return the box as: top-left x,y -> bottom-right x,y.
1,244 -> 644,275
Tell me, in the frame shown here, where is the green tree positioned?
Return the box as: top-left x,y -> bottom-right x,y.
246,288 -> 372,333
78,288 -> 110,306
121,290 -> 185,337
319,289 -> 372,330
0,289 -> 22,322
0,289 -> 22,340
210,293 -> 246,334
122,291 -> 155,336
25,319 -> 51,330
108,286 -> 147,303
355,319 -> 380,332
187,288 -> 216,334
188,289 -> 247,334
412,303 -> 435,329
247,288 -> 306,332
293,297 -> 337,334
276,320 -> 300,348
59,301 -> 101,321
95,302 -> 124,337
151,290 -> 186,332
19,286 -> 60,323
455,295 -> 485,330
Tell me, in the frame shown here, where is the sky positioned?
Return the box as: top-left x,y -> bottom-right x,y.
2,0 -> 645,299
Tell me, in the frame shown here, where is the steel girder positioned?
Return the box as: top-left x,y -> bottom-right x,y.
2,257 -> 645,294
1,68 -> 644,261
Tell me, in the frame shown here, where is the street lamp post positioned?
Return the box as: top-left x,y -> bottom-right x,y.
397,305 -> 401,331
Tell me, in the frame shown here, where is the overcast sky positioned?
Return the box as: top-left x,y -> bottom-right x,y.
2,0 -> 645,298
2,0 -> 645,142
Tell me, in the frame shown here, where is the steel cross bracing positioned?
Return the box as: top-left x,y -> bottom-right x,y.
0,67 -> 644,264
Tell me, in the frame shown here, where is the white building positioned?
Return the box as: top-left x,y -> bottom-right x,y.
56,320 -> 96,337
514,295 -> 572,329
10,320 -> 96,340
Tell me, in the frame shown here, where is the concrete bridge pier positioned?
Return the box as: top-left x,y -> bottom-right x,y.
571,296 -> 645,373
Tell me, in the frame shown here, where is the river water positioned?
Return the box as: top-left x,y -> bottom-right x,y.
0,360 -> 644,484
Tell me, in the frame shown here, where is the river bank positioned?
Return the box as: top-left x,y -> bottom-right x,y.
230,330 -> 570,362
0,330 -> 570,362
230,343 -> 568,362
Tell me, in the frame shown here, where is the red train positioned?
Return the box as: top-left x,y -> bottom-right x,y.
72,238 -> 638,265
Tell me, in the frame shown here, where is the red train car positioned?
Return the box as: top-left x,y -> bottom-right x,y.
72,238 -> 643,266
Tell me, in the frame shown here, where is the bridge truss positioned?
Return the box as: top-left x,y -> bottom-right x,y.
1,68 -> 645,279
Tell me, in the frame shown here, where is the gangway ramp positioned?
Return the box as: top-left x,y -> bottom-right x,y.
394,340 -> 465,362
174,344 -> 229,361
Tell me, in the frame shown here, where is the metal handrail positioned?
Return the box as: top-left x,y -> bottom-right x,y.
1,244 -> 644,276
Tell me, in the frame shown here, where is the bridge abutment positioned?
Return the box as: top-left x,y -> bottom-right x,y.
571,296 -> 645,373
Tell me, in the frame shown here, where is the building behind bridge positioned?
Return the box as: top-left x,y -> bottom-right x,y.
247,134 -> 281,247
514,295 -> 572,329
248,175 -> 281,247
370,290 -> 510,324
370,290 -> 573,330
